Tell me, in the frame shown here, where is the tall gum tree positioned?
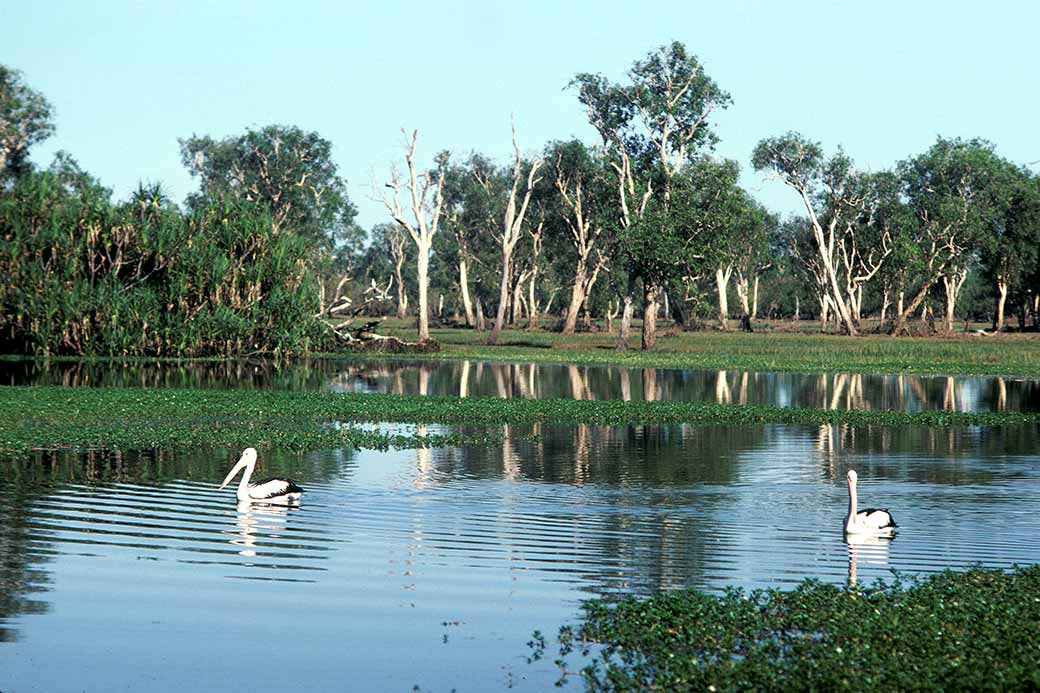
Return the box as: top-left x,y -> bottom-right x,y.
441,155 -> 500,328
548,139 -> 613,335
890,137 -> 1004,335
485,122 -> 543,345
753,133 -> 864,335
981,165 -> 1040,331
572,41 -> 730,350
381,130 -> 447,342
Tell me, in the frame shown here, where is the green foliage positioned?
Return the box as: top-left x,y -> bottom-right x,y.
0,172 -> 331,356
533,566 -> 1040,691
2,385 -> 1038,454
179,124 -> 358,253
0,64 -> 55,180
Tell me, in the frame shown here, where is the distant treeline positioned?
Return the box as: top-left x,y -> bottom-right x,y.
2,46 -> 1038,356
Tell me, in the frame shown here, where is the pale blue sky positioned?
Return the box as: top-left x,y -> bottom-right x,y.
5,0 -> 1038,228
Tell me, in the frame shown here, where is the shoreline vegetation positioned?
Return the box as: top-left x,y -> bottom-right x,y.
2,385 -> 1038,455
531,566 -> 1040,691
4,324 -> 1040,376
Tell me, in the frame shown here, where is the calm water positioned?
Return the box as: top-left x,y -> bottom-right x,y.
4,357 -> 1039,412
2,423 -> 1039,691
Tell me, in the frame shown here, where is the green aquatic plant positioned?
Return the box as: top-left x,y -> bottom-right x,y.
531,566 -> 1040,691
1,386 -> 1038,454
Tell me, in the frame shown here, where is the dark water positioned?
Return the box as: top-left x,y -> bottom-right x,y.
4,357 -> 1039,412
2,423 -> 1039,691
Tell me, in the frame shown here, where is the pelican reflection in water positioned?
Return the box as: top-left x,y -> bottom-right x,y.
228,501 -> 292,557
220,448 -> 303,504
846,533 -> 894,586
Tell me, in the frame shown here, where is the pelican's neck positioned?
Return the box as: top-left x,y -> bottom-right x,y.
237,459 -> 256,499
847,478 -> 858,521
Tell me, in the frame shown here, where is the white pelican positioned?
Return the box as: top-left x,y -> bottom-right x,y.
220,448 -> 303,504
844,469 -> 896,536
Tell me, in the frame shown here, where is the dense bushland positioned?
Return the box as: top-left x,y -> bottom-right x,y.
0,172 -> 328,356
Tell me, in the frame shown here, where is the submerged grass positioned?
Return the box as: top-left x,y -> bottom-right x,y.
531,565 -> 1040,691
2,385 -> 1038,454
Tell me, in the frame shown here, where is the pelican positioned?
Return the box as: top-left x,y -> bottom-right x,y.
844,469 -> 896,536
220,448 -> 303,504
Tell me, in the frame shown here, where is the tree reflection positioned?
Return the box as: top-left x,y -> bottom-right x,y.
7,360 -> 1036,413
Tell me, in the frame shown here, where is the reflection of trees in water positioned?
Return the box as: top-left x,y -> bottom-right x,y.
428,423 -> 770,486
327,362 -> 1040,413
2,358 -> 343,391
3,448 -> 355,488
813,423 -> 1040,485
0,474 -> 54,642
8,359 -> 1039,412
419,424 -> 773,595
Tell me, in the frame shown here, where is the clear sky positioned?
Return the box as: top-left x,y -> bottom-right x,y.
4,0 -> 1038,228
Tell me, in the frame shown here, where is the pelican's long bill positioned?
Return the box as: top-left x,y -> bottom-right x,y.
220,450 -> 252,489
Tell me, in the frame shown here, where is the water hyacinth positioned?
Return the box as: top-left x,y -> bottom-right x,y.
531,566 -> 1040,691
1,386 -> 1038,454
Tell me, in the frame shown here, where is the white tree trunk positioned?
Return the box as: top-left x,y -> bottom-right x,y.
751,276 -> 760,319
941,267 -> 968,334
715,266 -> 733,330
617,293 -> 634,349
459,258 -> 475,327
641,284 -> 659,350
995,279 -> 1008,332
416,245 -> 431,338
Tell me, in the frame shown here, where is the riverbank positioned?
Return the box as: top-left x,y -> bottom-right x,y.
8,324 -> 1038,377
373,323 -> 1040,377
3,386 -> 1039,454
532,565 -> 1040,691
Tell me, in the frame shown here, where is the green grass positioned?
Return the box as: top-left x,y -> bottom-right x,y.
361,322 -> 1040,377
530,566 -> 1040,691
2,386 -> 1038,454
7,321 -> 1039,377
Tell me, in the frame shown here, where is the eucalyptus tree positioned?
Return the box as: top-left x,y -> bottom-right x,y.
47,151 -> 110,197
440,153 -> 499,327
0,65 -> 54,181
545,139 -> 616,334
781,216 -> 832,326
366,222 -> 409,318
483,122 -> 543,345
381,131 -> 448,342
179,125 -> 357,252
572,41 -> 731,349
891,137 -> 1005,334
730,199 -> 778,327
980,166 -> 1040,330
837,171 -> 905,323
618,160 -> 725,333
753,133 -> 868,334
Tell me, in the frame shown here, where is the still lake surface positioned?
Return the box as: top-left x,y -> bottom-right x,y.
2,360 -> 1039,691
5,357 -> 1040,412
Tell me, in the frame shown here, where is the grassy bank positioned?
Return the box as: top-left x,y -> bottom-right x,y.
531,566 -> 1040,691
3,386 -> 1038,454
5,323 -> 1040,377
367,323 -> 1040,377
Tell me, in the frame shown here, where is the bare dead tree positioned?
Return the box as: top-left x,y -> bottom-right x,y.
485,120 -> 543,345
381,130 -> 447,342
